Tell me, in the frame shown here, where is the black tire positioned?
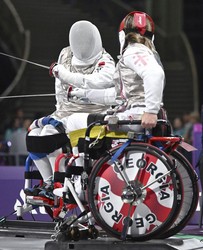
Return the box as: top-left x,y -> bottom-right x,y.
157,150 -> 199,238
88,143 -> 179,241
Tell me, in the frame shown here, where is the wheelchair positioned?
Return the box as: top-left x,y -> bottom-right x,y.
22,118 -> 199,242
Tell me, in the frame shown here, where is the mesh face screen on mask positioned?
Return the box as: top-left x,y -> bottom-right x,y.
69,20 -> 102,61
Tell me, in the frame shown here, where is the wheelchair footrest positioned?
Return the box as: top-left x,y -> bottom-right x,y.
26,196 -> 54,207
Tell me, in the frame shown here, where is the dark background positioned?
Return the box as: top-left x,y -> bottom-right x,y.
0,0 -> 202,134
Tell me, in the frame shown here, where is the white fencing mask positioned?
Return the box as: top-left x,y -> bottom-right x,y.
69,20 -> 103,65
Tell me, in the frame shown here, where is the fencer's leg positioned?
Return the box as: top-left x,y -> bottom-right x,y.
53,114 -> 88,200
32,156 -> 53,185
35,155 -> 55,200
47,148 -> 66,173
26,125 -> 60,199
37,124 -> 70,199
24,152 -> 53,196
62,113 -> 89,133
27,127 -> 54,185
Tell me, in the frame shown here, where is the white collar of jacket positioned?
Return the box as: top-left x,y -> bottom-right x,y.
71,50 -> 103,66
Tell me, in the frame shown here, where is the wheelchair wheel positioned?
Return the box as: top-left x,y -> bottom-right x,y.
88,143 -> 179,241
158,150 -> 199,238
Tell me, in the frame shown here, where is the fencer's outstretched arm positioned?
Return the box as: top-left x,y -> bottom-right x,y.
52,50 -> 115,89
70,87 -> 117,106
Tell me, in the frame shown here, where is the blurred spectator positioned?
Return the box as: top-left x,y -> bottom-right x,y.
4,117 -> 22,141
183,111 -> 200,144
15,107 -> 25,127
23,118 -> 32,131
2,108 -> 31,166
2,107 -> 25,138
8,118 -> 32,165
179,111 -> 200,164
172,117 -> 185,137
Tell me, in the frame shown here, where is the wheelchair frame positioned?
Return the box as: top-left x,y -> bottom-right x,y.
22,119 -> 199,241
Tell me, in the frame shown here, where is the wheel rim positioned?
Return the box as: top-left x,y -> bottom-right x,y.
88,144 -> 178,240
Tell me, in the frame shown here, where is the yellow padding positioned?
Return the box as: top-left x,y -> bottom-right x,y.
69,126 -> 128,147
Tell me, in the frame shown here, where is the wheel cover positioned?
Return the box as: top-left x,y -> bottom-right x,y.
89,146 -> 177,239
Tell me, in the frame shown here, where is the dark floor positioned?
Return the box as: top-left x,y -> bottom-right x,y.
0,223 -> 203,250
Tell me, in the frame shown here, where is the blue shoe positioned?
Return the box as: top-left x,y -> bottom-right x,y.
38,186 -> 54,200
24,185 -> 43,196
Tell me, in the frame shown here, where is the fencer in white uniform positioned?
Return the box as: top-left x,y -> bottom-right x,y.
25,20 -> 115,198
52,11 -> 166,200
69,11 -> 165,131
